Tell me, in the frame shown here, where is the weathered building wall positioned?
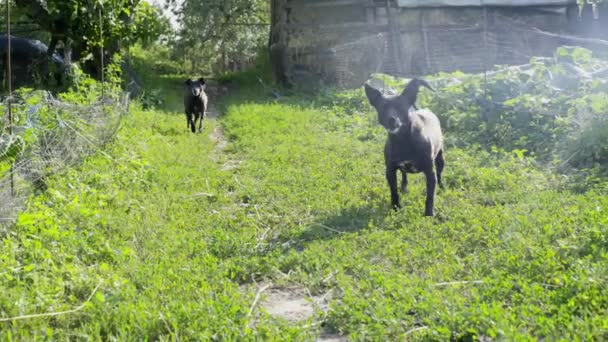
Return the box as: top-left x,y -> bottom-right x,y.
270,0 -> 378,86
394,6 -> 571,76
270,0 -> 603,87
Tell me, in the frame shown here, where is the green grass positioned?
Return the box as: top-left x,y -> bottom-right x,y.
221,95 -> 608,340
0,78 -> 606,340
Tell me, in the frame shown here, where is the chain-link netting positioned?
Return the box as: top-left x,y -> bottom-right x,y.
0,93 -> 129,227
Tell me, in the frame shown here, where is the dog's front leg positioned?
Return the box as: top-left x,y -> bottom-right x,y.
386,164 -> 401,210
198,111 -> 205,133
400,167 -> 409,193
190,116 -> 196,133
424,168 -> 437,216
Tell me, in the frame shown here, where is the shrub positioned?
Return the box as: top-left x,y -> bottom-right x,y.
362,47 -> 608,178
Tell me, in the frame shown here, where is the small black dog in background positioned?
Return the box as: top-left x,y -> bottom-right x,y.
184,78 -> 208,133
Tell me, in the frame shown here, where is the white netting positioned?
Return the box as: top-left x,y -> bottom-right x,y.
0,93 -> 129,227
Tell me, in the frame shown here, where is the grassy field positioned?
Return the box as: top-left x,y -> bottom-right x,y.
0,65 -> 607,340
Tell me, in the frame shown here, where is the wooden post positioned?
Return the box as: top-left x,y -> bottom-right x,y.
6,0 -> 14,196
99,6 -> 105,98
421,11 -> 432,73
269,0 -> 291,87
386,0 -> 404,74
6,0 -> 12,123
366,0 -> 375,24
483,5 -> 488,98
221,46 -> 226,74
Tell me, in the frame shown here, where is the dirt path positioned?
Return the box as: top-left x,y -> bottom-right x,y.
204,86 -> 346,340
205,85 -> 243,172
205,85 -> 228,149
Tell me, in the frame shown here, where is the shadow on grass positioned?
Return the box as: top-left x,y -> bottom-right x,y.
258,201 -> 388,258
223,201 -> 390,284
300,204 -> 385,242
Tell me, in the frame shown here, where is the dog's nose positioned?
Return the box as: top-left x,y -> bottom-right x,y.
388,117 -> 398,127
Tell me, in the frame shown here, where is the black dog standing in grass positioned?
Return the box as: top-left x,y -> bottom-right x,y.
365,79 -> 444,216
184,78 -> 208,133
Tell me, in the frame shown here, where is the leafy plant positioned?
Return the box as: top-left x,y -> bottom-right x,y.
397,47 -> 608,179
14,0 -> 171,77
171,0 -> 269,74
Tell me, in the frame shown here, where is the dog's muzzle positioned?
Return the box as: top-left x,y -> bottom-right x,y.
386,117 -> 402,134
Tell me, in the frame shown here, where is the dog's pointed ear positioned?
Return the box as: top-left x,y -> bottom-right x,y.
364,83 -> 383,109
198,77 -> 206,84
400,78 -> 433,108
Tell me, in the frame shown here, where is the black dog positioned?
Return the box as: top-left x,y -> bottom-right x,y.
365,79 -> 444,216
184,78 -> 208,133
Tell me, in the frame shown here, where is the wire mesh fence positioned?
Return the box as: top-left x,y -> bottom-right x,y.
280,3 -> 608,89
0,92 -> 129,228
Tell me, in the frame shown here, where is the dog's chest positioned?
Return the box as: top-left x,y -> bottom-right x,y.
387,140 -> 420,171
385,141 -> 419,167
